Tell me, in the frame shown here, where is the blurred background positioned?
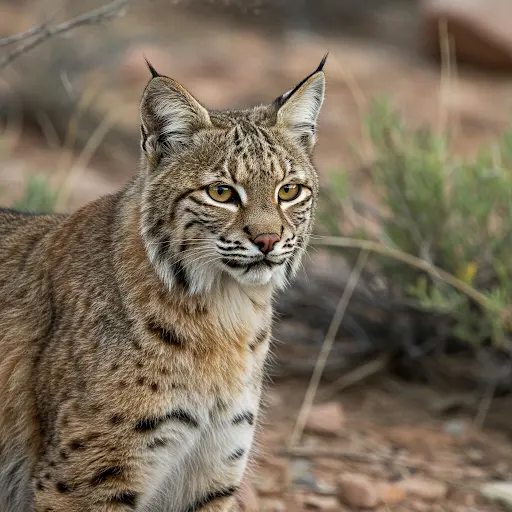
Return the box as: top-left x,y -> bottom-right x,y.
2,0 -> 512,510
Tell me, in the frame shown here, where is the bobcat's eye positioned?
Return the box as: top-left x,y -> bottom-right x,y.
207,185 -> 235,203
278,184 -> 301,201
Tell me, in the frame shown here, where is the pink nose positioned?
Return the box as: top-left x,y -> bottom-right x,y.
253,233 -> 281,254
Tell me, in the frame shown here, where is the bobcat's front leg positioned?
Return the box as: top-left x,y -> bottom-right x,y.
31,400 -> 199,512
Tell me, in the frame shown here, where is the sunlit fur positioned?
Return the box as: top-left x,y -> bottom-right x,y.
0,59 -> 325,512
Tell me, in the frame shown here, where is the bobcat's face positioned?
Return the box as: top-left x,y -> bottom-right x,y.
139,58 -> 325,294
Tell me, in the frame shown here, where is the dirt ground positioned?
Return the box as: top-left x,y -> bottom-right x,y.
256,378 -> 512,511
1,1 -> 512,510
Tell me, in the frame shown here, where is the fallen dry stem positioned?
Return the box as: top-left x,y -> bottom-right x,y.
288,249 -> 369,450
311,236 -> 499,315
318,356 -> 389,402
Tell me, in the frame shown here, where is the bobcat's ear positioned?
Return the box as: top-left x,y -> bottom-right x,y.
274,54 -> 327,152
139,60 -> 211,164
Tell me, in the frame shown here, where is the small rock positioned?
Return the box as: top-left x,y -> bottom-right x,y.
314,479 -> 338,495
339,474 -> 378,508
443,419 -> 468,439
290,457 -> 315,489
303,495 -> 341,511
376,482 -> 407,505
305,402 -> 345,436
480,482 -> 512,510
254,459 -> 289,495
259,498 -> 287,512
422,0 -> 512,71
400,477 -> 448,501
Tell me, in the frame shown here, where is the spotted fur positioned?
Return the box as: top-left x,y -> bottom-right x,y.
0,56 -> 326,511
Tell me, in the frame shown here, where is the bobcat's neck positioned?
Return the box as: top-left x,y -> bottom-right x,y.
113,188 -> 274,347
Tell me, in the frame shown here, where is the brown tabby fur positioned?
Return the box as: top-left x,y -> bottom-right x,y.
0,56 -> 326,511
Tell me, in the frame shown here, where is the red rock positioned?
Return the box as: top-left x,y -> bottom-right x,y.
399,476 -> 448,501
339,474 -> 378,508
422,0 -> 512,71
305,402 -> 345,436
254,458 -> 289,495
303,495 -> 341,511
376,482 -> 407,505
259,498 -> 286,512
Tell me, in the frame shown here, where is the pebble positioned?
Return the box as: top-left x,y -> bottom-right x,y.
303,495 -> 341,511
305,402 -> 345,436
339,474 -> 379,508
443,419 -> 468,439
376,482 -> 407,505
259,498 -> 287,512
255,459 -> 289,494
480,482 -> 512,510
290,458 -> 315,489
399,477 -> 448,501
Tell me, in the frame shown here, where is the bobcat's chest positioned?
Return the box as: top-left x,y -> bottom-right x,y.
140,335 -> 267,511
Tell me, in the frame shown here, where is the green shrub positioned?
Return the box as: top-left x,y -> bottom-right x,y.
12,174 -> 59,213
319,98 -> 512,347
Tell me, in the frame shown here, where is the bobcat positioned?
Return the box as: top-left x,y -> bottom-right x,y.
0,55 -> 326,511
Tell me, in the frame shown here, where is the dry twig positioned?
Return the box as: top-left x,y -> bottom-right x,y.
0,0 -> 130,70
311,236 -> 499,315
288,249 -> 369,450
318,356 -> 388,402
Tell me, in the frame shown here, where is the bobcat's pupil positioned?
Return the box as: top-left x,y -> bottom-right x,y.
207,185 -> 234,203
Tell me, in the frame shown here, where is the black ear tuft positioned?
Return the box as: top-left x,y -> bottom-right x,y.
273,53 -> 328,109
316,53 -> 329,73
145,57 -> 160,79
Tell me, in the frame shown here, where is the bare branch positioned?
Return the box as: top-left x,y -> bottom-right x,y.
0,6 -> 64,48
0,0 -> 130,70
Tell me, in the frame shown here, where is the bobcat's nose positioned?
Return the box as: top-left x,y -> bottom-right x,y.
252,233 -> 281,254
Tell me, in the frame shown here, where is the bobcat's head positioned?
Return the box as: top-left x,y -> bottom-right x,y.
139,56 -> 326,295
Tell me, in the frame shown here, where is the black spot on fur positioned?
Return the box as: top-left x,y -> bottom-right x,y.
56,481 -> 72,493
70,440 -> 85,450
91,466 -> 123,486
111,414 -> 123,425
135,408 -> 199,431
171,260 -> 190,290
249,326 -> 270,350
185,486 -> 237,512
137,377 -> 145,386
59,450 -> 68,460
108,491 -> 138,508
147,319 -> 183,347
232,411 -> 254,426
228,448 -> 245,461
36,481 -> 44,490
221,258 -> 248,269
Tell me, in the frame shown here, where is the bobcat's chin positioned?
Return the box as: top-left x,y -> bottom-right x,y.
223,260 -> 275,287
